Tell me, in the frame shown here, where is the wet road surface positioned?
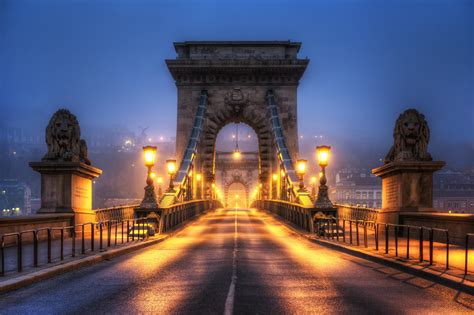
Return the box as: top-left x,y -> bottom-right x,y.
0,208 -> 472,314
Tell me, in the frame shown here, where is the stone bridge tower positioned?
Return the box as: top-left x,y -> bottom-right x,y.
166,41 -> 309,198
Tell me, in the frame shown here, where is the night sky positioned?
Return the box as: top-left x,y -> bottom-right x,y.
1,0 -> 472,168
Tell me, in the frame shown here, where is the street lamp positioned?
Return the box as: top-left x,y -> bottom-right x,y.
157,176 -> 163,197
196,173 -> 203,199
315,145 -> 333,208
166,159 -> 177,192
140,146 -> 158,209
311,176 -> 317,199
296,159 -> 307,191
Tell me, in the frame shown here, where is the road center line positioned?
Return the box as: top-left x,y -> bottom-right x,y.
224,208 -> 238,315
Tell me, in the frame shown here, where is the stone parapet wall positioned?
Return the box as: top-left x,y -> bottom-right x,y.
0,214 -> 74,246
400,212 -> 474,245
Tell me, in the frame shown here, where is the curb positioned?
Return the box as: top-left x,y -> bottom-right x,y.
0,213 -> 205,294
263,210 -> 474,295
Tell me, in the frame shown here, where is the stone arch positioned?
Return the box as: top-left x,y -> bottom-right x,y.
200,92 -> 273,199
224,177 -> 250,208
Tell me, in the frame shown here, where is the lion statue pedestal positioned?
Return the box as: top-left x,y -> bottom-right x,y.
30,109 -> 102,225
372,109 -> 445,224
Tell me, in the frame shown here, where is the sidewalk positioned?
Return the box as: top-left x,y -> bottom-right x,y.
1,225 -> 140,276
265,211 -> 474,294
318,226 -> 474,282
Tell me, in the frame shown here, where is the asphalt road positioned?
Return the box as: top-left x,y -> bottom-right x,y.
0,208 -> 473,314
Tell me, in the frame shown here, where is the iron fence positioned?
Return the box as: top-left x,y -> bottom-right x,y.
315,217 -> 461,273
1,218 -> 148,277
94,204 -> 138,223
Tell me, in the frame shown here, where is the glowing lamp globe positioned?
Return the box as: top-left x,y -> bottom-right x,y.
196,173 -> 202,181
166,159 -> 177,175
316,145 -> 331,167
296,159 -> 307,176
143,146 -> 157,167
233,149 -> 241,159
272,173 -> 278,181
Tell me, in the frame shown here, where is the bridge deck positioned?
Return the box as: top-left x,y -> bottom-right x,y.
0,208 -> 471,313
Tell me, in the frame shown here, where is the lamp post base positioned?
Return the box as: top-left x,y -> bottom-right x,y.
315,184 -> 333,208
140,185 -> 159,210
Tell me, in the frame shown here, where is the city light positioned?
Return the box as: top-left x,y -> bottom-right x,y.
273,173 -> 278,181
311,176 -> 317,184
157,176 -> 163,184
196,173 -> 202,181
150,172 -> 156,179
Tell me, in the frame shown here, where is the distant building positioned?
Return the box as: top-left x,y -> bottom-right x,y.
433,169 -> 474,213
0,180 -> 32,216
329,168 -> 382,208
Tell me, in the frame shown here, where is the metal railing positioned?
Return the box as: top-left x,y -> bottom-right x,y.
94,204 -> 138,223
336,204 -> 380,228
252,199 -> 314,232
158,199 -> 223,233
315,217 -> 455,271
1,218 -> 148,277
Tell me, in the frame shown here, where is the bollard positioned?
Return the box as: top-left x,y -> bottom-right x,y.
60,229 -> 64,261
406,227 -> 410,260
356,221 -> 360,246
18,234 -> 23,272
71,228 -> 76,258
99,223 -> 103,250
122,221 -> 124,244
394,225 -> 398,257
465,235 -> 469,275
385,224 -> 389,254
107,221 -> 111,247
91,223 -> 95,252
429,229 -> 434,265
81,224 -> 85,254
375,224 -> 379,251
115,221 -> 118,245
349,221 -> 353,244
342,220 -> 346,243
363,222 -> 368,248
48,229 -> 52,263
419,227 -> 423,262
446,232 -> 449,270
33,231 -> 38,267
127,220 -> 130,243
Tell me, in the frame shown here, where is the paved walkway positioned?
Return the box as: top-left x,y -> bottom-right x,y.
0,208 -> 472,314
1,224 -> 141,275
321,223 -> 474,281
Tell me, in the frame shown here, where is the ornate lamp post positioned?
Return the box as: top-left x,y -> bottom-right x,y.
140,146 -> 158,209
166,159 -> 177,193
272,173 -> 278,199
196,173 -> 203,199
280,168 -> 286,200
157,176 -> 163,198
296,159 -> 307,192
315,145 -> 333,208
311,176 -> 317,199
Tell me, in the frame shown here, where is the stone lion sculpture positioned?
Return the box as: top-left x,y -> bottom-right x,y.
42,109 -> 91,165
384,109 -> 432,163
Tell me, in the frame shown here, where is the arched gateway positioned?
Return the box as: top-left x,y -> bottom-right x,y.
165,41 -> 309,204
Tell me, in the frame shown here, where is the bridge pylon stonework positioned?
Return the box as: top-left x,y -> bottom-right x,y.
166,41 -> 309,200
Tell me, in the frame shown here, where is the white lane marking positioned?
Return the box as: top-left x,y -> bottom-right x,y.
224,208 -> 238,315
